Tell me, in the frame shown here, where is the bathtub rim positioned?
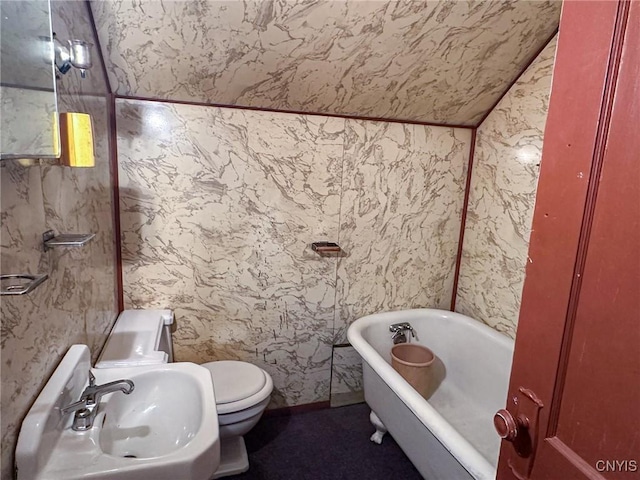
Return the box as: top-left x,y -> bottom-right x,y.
347,308 -> 514,480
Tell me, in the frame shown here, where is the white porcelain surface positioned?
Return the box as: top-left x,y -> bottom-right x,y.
98,369 -> 208,458
348,309 -> 514,479
456,36 -> 558,338
92,0 -> 560,125
202,362 -> 273,415
16,345 -> 219,480
218,396 -> 271,436
96,309 -> 174,368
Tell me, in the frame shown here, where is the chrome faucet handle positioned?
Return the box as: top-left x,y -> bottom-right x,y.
389,322 -> 417,342
61,399 -> 88,415
389,322 -> 415,334
60,373 -> 135,431
406,325 -> 418,341
85,379 -> 135,405
391,330 -> 407,344
61,371 -> 95,415
60,399 -> 93,431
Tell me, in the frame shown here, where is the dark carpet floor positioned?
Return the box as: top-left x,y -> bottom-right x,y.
228,403 -> 423,480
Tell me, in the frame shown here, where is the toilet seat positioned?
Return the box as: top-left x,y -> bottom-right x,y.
202,361 -> 273,415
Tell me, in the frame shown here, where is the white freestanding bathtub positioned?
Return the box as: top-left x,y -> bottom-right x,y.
347,309 -> 514,480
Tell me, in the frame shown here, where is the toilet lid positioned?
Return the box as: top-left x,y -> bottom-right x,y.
202,361 -> 267,405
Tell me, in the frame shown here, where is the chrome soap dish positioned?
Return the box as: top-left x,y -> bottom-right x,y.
0,274 -> 48,296
43,230 -> 95,251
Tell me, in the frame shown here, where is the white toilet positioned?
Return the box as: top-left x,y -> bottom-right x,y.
96,309 -> 273,478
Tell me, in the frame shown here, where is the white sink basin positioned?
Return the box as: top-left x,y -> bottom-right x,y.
16,345 -> 220,480
99,368 -> 207,459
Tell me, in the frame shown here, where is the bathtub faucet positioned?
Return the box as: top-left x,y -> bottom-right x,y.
389,322 -> 416,344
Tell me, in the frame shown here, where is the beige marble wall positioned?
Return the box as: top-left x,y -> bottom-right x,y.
335,121 -> 470,344
0,87 -> 58,159
117,99 -> 471,408
0,2 -> 117,479
117,99 -> 344,407
92,0 -> 560,125
455,36 -> 558,338
330,345 -> 364,407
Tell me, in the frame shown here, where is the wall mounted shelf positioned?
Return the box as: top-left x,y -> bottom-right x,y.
0,274 -> 48,296
311,241 -> 345,256
43,230 -> 95,251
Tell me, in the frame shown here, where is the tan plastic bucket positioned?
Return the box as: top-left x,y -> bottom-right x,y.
391,343 -> 435,398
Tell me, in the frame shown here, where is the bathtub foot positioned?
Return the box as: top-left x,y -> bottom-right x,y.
369,411 -> 387,444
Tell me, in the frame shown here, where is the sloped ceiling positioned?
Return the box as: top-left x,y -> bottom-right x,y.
92,0 -> 561,126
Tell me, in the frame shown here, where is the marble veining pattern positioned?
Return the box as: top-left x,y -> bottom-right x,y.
330,345 -> 364,407
0,2 -> 116,478
455,36 -> 558,338
117,99 -> 344,407
117,98 -> 471,407
0,86 -> 58,159
1,97 -> 116,478
334,120 -> 471,344
91,0 -> 560,125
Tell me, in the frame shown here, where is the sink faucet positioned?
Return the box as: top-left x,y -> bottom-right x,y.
389,322 -> 416,344
61,371 -> 134,431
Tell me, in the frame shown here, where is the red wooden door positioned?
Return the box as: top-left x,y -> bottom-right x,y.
496,1 -> 640,479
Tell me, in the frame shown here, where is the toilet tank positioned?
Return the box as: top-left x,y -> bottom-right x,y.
95,310 -> 174,368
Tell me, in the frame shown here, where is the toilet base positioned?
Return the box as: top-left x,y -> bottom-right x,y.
212,436 -> 249,479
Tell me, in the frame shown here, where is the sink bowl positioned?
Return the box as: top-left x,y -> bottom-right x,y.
16,345 -> 219,480
99,369 -> 206,459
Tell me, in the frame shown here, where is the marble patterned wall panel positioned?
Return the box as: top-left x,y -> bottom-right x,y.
117,99 -> 344,407
334,121 -> 471,344
42,93 -> 117,354
0,101 -> 115,479
0,164 -> 47,276
92,0 -> 560,125
330,345 -> 364,407
0,87 -> 58,159
0,2 -> 116,478
455,36 -> 558,338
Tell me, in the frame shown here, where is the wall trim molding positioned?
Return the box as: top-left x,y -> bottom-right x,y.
263,401 -> 332,417
114,94 -> 475,130
108,94 -> 124,312
450,129 -> 476,311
